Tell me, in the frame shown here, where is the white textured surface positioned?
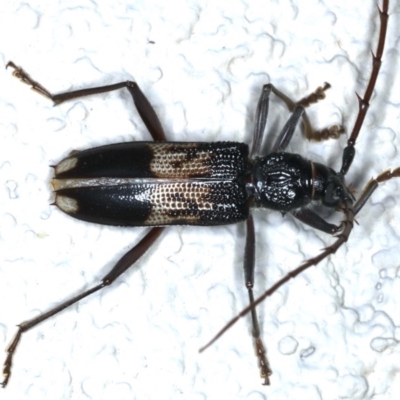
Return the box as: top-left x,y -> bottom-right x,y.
0,1 -> 400,399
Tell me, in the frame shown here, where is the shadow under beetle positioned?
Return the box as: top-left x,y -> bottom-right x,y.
2,0 -> 399,387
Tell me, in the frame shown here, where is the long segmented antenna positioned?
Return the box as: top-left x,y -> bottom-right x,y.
340,0 -> 389,175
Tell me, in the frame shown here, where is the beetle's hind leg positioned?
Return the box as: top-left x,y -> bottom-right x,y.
6,62 -> 167,141
7,61 -> 54,99
1,228 -> 164,388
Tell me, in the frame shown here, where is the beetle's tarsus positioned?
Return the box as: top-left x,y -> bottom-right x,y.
297,82 -> 331,108
7,61 -> 53,100
255,338 -> 272,385
1,355 -> 11,388
313,125 -> 345,141
1,328 -> 22,388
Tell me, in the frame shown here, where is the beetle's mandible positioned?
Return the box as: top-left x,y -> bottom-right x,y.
1,0 -> 399,392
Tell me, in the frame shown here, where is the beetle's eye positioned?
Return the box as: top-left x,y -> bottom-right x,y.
323,183 -> 343,207
333,186 -> 342,199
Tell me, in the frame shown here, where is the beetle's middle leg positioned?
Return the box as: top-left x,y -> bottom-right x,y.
243,215 -> 272,385
1,227 -> 164,388
7,61 -> 166,141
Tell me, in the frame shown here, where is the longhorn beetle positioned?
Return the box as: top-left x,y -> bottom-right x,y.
2,0 -> 398,389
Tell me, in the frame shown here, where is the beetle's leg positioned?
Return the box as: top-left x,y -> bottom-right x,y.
296,83 -> 331,108
292,208 -> 341,235
243,215 -> 272,385
251,84 -> 272,157
353,167 -> 400,217
267,83 -> 344,141
6,61 -> 53,99
340,1 -> 389,176
296,83 -> 344,141
6,62 -> 166,141
264,83 -> 313,143
1,227 -> 164,388
252,84 -> 307,156
271,105 -> 305,152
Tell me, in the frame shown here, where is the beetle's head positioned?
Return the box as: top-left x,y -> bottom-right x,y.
318,170 -> 355,208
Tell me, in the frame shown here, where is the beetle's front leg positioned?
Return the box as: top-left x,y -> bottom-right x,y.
353,167 -> 400,217
266,82 -> 344,141
6,61 -> 166,141
296,83 -> 344,141
1,227 -> 164,388
292,208 -> 341,235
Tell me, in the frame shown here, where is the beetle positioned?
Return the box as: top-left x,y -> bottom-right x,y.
1,3 -> 398,394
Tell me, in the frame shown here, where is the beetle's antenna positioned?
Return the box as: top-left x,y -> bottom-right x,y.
339,0 -> 389,176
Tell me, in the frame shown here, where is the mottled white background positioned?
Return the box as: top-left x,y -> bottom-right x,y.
0,0 -> 400,399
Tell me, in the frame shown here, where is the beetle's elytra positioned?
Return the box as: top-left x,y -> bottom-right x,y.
53,141 -> 249,226
2,0 -> 399,395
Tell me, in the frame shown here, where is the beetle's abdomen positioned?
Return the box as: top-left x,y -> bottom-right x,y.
52,142 -> 249,226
